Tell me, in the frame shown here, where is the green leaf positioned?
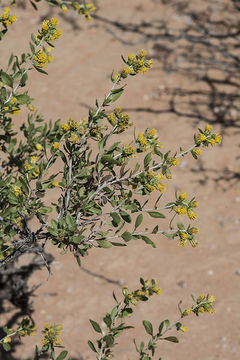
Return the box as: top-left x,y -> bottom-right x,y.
56,351 -> 68,360
98,135 -> 108,152
121,231 -> 132,242
110,306 -> 118,321
163,336 -> 179,343
110,212 -> 121,227
144,153 -> 152,169
103,314 -> 112,328
141,235 -> 156,248
38,206 -> 53,214
90,320 -> 102,333
158,321 -> 164,335
142,320 -> 153,336
75,255 -> 81,267
110,242 -> 126,246
88,340 -> 97,353
66,214 -> 75,231
177,222 -> 185,230
120,210 -> 131,223
1,72 -> 13,87
147,211 -> 165,218
152,225 -> 159,234
34,66 -> 48,75
104,334 -> 114,347
97,240 -> 112,248
17,93 -> 31,104
20,73 -> 28,86
109,88 -> 124,103
135,214 -> 143,230
2,342 -> 11,351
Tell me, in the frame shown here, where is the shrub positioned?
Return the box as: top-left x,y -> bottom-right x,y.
0,3 -> 220,359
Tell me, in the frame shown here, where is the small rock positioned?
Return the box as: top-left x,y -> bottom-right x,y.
235,269 -> 240,276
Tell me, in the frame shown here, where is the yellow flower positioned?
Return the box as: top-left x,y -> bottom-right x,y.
123,66 -> 132,75
52,181 -> 59,187
193,148 -> 201,156
13,109 -> 20,115
180,326 -> 188,333
179,191 -> 187,200
70,133 -> 79,143
52,142 -> 59,150
182,308 -> 192,317
3,7 -> 11,15
209,295 -> 215,302
139,49 -> 147,57
187,209 -> 197,220
157,183 -> 166,194
42,20 -> 49,31
137,133 -> 147,146
62,122 -> 70,132
53,337 -> 62,345
62,4 -> 68,12
69,118 -> 79,129
13,185 -> 22,196
166,173 -> 172,179
10,97 -> 17,105
198,306 -> 205,313
50,18 -> 59,25
171,158 -> 179,166
189,227 -> 199,234
31,156 -> 37,164
41,338 -> 47,345
36,143 -> 43,151
205,124 -> 212,133
24,163 -> 32,171
180,232 -> 188,240
3,336 -> 11,343
128,54 -> 135,62
156,173 -> 164,181
197,294 -> 205,303
33,166 -> 40,177
191,201 -> 198,208
209,138 -> 216,146
148,128 -> 157,138
198,133 -> 206,142
215,134 -> 222,144
140,66 -> 147,74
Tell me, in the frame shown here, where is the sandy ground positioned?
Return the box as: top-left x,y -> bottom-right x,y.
1,0 -> 240,359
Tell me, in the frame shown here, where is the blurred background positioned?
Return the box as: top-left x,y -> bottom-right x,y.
1,0 -> 240,359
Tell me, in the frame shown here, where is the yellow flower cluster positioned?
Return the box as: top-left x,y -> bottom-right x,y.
122,144 -> 136,158
122,279 -> 161,307
36,18 -> 62,43
192,124 -> 222,158
178,227 -> 199,247
61,118 -> 87,137
194,294 -> 216,315
0,7 -> 17,27
2,97 -> 21,115
137,128 -> 162,153
13,185 -> 22,197
145,170 -> 166,194
107,108 -> 133,132
120,50 -> 153,79
173,192 -> 198,220
41,324 -> 63,346
23,157 -> 40,178
182,295 -> 216,318
74,2 -> 96,21
34,48 -> 54,68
